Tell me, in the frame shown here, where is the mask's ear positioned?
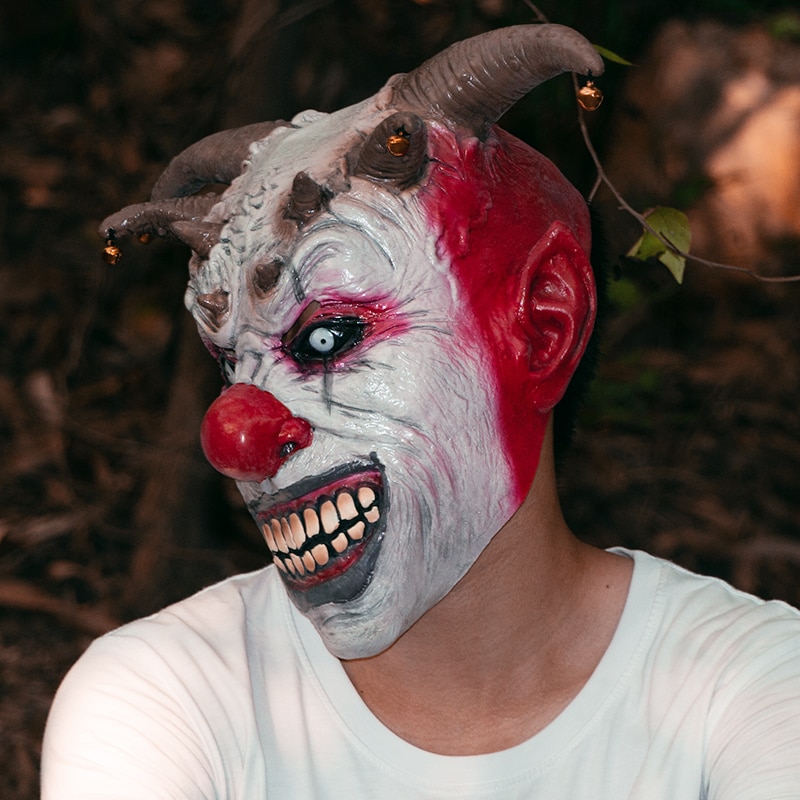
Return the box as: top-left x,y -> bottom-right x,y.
516,221 -> 596,413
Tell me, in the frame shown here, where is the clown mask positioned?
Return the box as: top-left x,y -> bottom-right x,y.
100,24 -> 601,658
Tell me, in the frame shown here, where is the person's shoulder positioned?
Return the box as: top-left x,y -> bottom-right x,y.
630,547 -> 799,618
46,565 -> 284,751
43,567 -> 282,797
624,548 -> 800,664
624,552 -> 800,794
69,565 -> 282,683
135,563 -> 281,636
660,550 -> 796,615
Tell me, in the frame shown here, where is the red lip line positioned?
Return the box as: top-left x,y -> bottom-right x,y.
258,469 -> 384,586
264,468 -> 382,520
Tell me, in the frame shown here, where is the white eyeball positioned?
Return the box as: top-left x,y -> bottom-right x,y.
308,326 -> 336,353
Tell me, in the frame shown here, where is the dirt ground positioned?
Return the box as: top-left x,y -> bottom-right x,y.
2,2 -> 799,797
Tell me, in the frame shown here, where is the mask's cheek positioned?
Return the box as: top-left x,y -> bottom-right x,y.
383,339 -> 517,529
309,451 -> 515,660
311,363 -> 515,659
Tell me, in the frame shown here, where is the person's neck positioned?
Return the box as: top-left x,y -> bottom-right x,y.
341,432 -> 632,755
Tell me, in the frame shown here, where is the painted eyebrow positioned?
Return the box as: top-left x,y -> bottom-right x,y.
328,214 -> 397,273
281,300 -> 321,346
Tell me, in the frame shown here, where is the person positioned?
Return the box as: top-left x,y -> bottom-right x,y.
42,24 -> 800,798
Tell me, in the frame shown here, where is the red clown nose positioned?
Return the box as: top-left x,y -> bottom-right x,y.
200,383 -> 313,482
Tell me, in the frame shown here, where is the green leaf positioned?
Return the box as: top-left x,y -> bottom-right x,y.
593,45 -> 634,66
658,249 -> 687,285
627,206 -> 692,284
628,229 -> 665,261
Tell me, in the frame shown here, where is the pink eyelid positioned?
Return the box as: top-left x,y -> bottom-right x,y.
286,298 -> 410,354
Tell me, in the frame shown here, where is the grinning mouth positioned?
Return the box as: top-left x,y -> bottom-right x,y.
257,465 -> 385,601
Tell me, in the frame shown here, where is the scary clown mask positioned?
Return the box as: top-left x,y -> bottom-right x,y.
100,24 -> 602,659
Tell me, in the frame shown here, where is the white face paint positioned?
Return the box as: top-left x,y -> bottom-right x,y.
189,111 -> 518,659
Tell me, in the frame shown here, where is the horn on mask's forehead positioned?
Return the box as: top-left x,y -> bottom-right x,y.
389,24 -> 604,139
285,172 -> 331,225
352,112 -> 428,188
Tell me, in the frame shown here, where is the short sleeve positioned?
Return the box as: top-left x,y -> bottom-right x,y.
705,606 -> 800,800
42,633 -> 220,800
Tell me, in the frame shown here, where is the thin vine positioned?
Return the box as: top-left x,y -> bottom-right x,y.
525,0 -> 800,284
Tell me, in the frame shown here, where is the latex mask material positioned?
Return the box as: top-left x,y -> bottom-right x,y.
98,25 -> 602,658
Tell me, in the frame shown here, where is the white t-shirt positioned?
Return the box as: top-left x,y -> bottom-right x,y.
42,549 -> 800,799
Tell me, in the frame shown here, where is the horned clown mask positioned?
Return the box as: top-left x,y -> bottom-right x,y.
100,24 -> 603,659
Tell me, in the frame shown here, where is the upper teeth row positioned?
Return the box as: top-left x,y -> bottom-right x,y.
262,485 -> 380,577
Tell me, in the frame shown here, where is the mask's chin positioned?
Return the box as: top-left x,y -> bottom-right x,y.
281,516 -> 425,660
307,591 -> 412,660
285,510 -> 434,660
300,501 -> 524,661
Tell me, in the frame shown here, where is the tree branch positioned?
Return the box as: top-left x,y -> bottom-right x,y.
523,0 -> 800,284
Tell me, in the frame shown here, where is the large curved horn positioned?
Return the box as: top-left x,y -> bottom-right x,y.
390,24 -> 604,139
99,194 -> 223,257
100,121 -> 290,260
151,120 -> 289,200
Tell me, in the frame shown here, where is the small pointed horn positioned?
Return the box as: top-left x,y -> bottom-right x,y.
171,221 -> 225,259
196,291 -> 229,329
390,24 -> 603,139
352,112 -> 427,188
253,259 -> 282,295
151,121 -> 289,200
284,172 -> 331,225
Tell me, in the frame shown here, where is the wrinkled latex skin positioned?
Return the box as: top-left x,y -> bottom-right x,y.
190,104 -> 592,659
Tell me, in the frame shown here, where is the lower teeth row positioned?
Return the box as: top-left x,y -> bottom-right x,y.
262,486 -> 381,577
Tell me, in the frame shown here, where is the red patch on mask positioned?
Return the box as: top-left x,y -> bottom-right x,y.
418,125 -> 591,502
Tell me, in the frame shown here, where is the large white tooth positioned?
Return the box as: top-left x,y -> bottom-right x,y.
311,543 -> 329,567
285,557 -> 297,575
320,500 -> 339,534
272,519 -> 289,553
274,557 -> 287,573
290,513 -> 306,549
348,521 -> 365,541
291,552 -> 306,575
303,507 -> 320,537
302,551 -> 316,572
357,486 -> 376,509
364,507 -> 380,524
262,522 -> 277,552
332,532 -> 348,553
281,517 -> 295,550
336,491 -> 358,520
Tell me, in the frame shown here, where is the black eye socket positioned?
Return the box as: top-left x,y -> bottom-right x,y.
288,317 -> 366,364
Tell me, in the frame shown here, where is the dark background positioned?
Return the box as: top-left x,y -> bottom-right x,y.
2,1 -> 800,796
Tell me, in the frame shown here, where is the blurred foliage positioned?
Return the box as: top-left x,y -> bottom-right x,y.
767,10 -> 800,40
2,3 -> 800,798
